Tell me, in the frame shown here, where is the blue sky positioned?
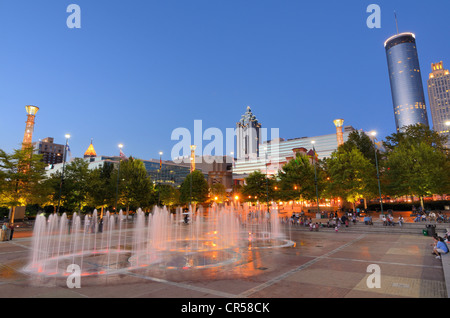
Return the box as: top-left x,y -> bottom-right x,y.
0,0 -> 449,160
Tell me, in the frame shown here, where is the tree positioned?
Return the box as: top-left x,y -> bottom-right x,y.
383,141 -> 450,208
326,146 -> 377,210
117,157 -> 155,212
179,170 -> 209,205
383,124 -> 448,152
210,183 -> 227,203
0,147 -> 47,220
87,162 -> 116,214
59,158 -> 92,212
159,184 -> 181,209
340,130 -> 379,165
277,152 -> 320,203
242,170 -> 275,204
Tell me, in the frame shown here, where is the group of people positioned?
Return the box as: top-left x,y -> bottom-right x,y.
283,212 -> 355,233
1,221 -> 14,241
414,212 -> 448,223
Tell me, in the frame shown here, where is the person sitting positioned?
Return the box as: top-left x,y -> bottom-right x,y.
387,215 -> 395,226
432,236 -> 449,259
398,216 -> 404,227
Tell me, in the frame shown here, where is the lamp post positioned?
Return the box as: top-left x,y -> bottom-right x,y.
115,144 -> 123,213
158,151 -> 163,206
57,134 -> 71,214
264,147 -> 269,213
370,131 -> 384,214
311,141 -> 320,215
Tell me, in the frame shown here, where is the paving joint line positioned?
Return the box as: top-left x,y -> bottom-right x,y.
123,270 -> 239,298
238,234 -> 367,298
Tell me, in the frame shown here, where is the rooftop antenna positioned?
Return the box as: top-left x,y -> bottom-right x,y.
394,11 -> 399,34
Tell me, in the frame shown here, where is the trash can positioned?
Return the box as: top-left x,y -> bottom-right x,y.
426,224 -> 436,237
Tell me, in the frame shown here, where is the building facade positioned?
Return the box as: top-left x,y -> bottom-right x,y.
233,126 -> 355,178
385,32 -> 429,132
33,137 -> 65,165
236,106 -> 261,159
427,61 -> 450,148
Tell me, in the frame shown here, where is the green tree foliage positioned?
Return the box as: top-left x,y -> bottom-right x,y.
326,146 -> 377,208
277,152 -> 320,203
340,130 -> 379,165
158,184 -> 181,208
383,141 -> 450,207
57,158 -> 92,212
383,123 -> 448,152
0,147 -> 47,208
210,183 -> 227,203
382,124 -> 450,208
179,170 -> 209,205
242,170 -> 275,203
87,162 -> 116,210
116,157 -> 155,211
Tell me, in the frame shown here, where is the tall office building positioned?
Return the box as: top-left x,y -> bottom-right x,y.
384,32 -> 429,132
236,106 -> 261,159
427,61 -> 450,148
32,137 -> 65,165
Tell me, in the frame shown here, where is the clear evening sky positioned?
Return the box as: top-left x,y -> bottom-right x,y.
0,0 -> 449,160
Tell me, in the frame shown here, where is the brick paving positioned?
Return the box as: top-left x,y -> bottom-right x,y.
0,223 -> 446,301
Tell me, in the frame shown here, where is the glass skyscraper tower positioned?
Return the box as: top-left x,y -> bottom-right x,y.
427,61 -> 450,148
384,32 -> 429,132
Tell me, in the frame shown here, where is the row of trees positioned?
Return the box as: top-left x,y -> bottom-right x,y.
0,149 -> 211,217
1,124 -> 448,217
240,124 -> 450,210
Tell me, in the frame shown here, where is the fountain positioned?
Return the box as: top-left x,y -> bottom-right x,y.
23,203 -> 295,277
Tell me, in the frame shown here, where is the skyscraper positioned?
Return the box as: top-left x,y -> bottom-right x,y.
384,32 -> 429,132
427,61 -> 450,148
236,106 -> 261,159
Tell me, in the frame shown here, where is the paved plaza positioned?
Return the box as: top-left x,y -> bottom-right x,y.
0,222 -> 446,300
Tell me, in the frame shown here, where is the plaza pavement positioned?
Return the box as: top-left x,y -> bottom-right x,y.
0,217 -> 446,301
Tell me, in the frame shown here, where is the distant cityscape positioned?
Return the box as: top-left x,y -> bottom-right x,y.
20,28 -> 450,195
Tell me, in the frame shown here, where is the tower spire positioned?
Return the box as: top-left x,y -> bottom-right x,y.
394,11 -> 399,34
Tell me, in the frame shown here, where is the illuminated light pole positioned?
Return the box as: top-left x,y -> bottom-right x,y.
57,134 -> 71,214
333,119 -> 344,147
190,145 -> 196,208
115,144 -> 123,213
22,105 -> 39,149
158,151 -> 163,206
264,147 -> 269,213
370,131 -> 384,214
311,141 -> 320,215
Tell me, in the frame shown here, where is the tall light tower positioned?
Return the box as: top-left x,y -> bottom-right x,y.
333,119 -> 344,147
190,145 -> 196,172
22,105 -> 39,149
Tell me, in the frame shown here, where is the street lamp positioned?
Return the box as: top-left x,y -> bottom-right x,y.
115,144 -> 123,213
57,134 -> 70,214
158,151 -> 163,206
311,141 -> 320,215
370,131 -> 384,214
264,147 -> 269,213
